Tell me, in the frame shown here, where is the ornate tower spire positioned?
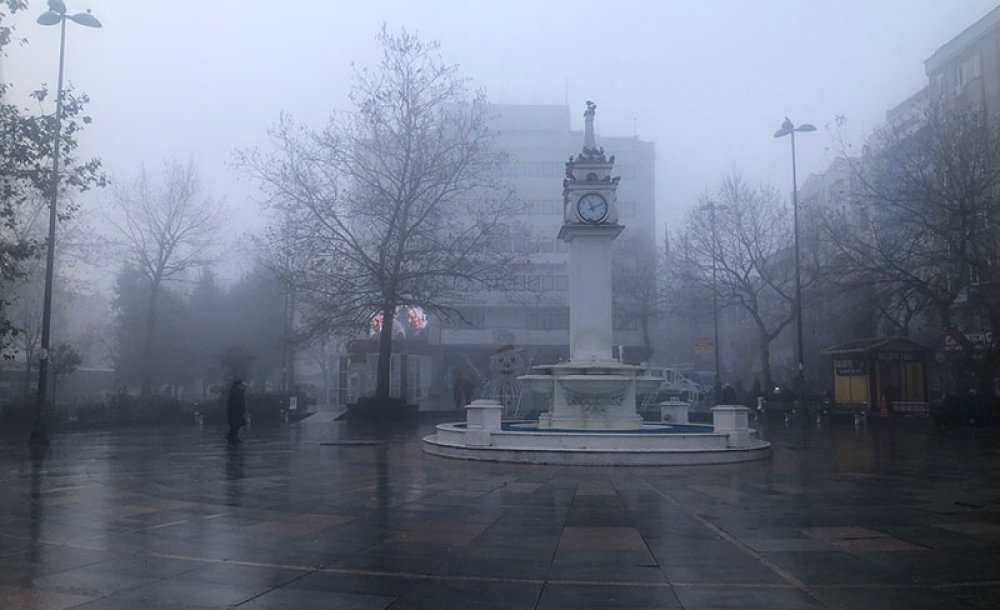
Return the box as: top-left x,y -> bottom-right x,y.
583,100 -> 597,151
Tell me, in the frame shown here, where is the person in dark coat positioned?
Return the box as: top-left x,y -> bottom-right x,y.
225,380 -> 247,444
453,376 -> 466,410
721,384 -> 738,405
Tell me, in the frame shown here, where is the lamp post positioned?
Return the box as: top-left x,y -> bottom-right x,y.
30,0 -> 101,444
699,202 -> 728,402
773,117 -> 815,415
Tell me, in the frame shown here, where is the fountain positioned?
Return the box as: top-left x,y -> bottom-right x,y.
423,102 -> 770,465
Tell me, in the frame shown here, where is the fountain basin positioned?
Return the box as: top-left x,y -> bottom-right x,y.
557,374 -> 631,398
423,420 -> 770,466
518,374 -> 556,395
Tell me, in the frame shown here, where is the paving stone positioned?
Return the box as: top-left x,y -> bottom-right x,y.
0,418 -> 998,607
818,585 -> 976,610
236,586 -> 397,610
537,582 -> 682,609
392,578 -> 543,610
671,584 -> 826,609
0,584 -> 94,610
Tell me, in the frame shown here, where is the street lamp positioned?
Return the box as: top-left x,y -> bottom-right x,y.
30,0 -> 101,444
774,117 -> 815,415
699,202 -> 728,402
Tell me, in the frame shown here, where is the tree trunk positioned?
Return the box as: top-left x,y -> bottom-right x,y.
758,332 -> 773,394
640,306 -> 652,361
320,341 -> 331,407
23,360 -> 33,397
375,300 -> 395,401
140,282 -> 160,397
283,283 -> 297,393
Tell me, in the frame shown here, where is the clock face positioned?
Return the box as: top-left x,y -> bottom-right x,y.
577,193 -> 608,223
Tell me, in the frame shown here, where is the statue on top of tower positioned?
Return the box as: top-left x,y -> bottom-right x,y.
577,100 -> 608,163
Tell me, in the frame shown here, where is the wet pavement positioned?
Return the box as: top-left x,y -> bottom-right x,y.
1,415 -> 1000,609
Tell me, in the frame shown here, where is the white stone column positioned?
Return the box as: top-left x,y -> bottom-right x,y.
465,399 -> 503,446
561,225 -> 622,363
712,405 -> 752,447
659,400 -> 690,424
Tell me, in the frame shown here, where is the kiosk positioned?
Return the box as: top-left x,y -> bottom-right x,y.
824,337 -> 931,416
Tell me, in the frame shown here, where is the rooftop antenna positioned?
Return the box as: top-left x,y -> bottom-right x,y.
633,117 -> 638,137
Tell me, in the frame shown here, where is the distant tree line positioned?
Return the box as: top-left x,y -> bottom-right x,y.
110,264 -> 291,398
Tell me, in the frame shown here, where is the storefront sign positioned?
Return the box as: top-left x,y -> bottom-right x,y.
876,351 -> 918,362
943,331 -> 994,352
835,357 -> 867,376
693,338 -> 714,355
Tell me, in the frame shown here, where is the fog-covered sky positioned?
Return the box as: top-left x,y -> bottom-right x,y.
4,0 -> 997,245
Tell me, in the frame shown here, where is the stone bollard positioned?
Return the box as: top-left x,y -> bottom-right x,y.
712,405 -> 752,447
658,400 -> 690,425
465,399 -> 503,446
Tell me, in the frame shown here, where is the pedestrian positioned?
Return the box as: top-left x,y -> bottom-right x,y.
453,376 -> 466,410
721,384 -> 737,405
226,380 -> 247,444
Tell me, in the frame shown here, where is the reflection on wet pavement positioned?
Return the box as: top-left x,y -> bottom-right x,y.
0,417 -> 999,609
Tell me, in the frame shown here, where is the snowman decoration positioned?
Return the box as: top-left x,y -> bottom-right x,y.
480,335 -> 527,418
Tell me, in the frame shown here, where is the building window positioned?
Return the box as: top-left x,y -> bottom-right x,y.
933,73 -> 944,94
519,199 -> 562,216
441,308 -> 485,329
526,308 -> 569,330
956,53 -> 982,93
512,273 -> 569,292
613,316 -> 639,331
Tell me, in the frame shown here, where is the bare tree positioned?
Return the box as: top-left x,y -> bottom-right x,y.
238,27 -> 515,404
613,231 -> 669,360
49,341 -> 81,406
250,206 -> 310,394
828,100 -> 1000,396
677,173 -> 819,391
107,159 -> 224,396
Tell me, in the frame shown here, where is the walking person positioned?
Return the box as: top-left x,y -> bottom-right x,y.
721,383 -> 738,405
453,376 -> 466,410
226,380 -> 247,444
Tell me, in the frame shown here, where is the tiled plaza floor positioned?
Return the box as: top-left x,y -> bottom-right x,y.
1,414 -> 1000,609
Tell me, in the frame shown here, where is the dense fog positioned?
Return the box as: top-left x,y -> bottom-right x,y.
1,0 -> 997,415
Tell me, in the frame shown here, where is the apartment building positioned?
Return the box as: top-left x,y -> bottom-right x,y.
925,5 -> 1000,118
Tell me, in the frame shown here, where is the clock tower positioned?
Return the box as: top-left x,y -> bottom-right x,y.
558,101 -> 624,363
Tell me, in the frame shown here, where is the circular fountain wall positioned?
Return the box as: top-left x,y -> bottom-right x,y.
422,406 -> 771,466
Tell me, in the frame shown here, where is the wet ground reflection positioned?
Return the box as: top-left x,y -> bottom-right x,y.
224,443 -> 245,507
0,416 -> 997,608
